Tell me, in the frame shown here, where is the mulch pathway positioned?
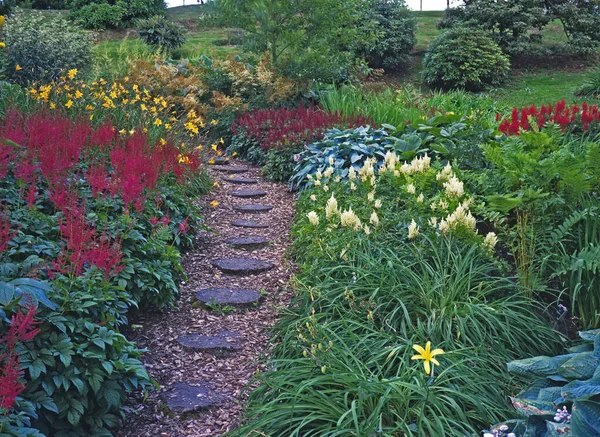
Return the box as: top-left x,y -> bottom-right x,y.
116,160 -> 296,436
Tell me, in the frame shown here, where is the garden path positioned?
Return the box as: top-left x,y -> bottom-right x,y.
116,160 -> 296,436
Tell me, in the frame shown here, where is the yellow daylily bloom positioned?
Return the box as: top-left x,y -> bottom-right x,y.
65,100 -> 73,109
411,341 -> 444,375
15,65 -> 22,71
67,68 -> 78,80
0,42 -> 5,49
210,200 -> 219,208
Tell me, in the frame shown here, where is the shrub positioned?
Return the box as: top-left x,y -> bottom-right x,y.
422,28 -> 510,92
4,10 -> 92,85
487,329 -> 600,437
70,3 -> 125,30
577,68 -> 600,98
360,0 -> 416,70
137,15 -> 186,54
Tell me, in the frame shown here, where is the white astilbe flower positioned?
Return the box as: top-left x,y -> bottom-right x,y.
417,193 -> 424,203
359,158 -> 376,181
439,219 -> 449,234
445,205 -> 476,232
370,211 -> 379,226
350,182 -> 357,191
428,217 -> 438,228
348,166 -> 357,180
363,225 -> 371,235
323,185 -> 329,192
335,176 -> 341,183
323,167 -> 334,179
368,191 -> 375,202
408,219 -> 420,239
314,179 -> 321,186
407,183 -> 416,194
329,156 -> 335,166
316,170 -> 323,180
394,170 -> 400,177
340,208 -> 362,231
443,176 -> 464,198
438,200 -> 449,210
374,199 -> 382,209
325,194 -> 339,219
483,232 -> 498,251
382,151 -> 399,172
307,211 -> 319,226
310,194 -> 316,201
436,163 -> 453,181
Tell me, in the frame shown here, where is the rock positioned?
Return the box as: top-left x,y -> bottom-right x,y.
212,166 -> 248,174
212,257 -> 274,274
222,176 -> 258,185
224,236 -> 269,250
162,382 -> 225,415
233,204 -> 273,213
208,157 -> 229,165
195,287 -> 263,307
228,189 -> 267,199
231,219 -> 269,229
176,330 -> 242,354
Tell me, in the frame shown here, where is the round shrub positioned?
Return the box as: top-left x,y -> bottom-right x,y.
4,10 -> 92,85
137,15 -> 187,54
70,3 -> 125,30
422,28 -> 510,92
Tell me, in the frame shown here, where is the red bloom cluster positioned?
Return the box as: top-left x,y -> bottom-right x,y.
498,100 -> 600,136
232,106 -> 372,151
0,306 -> 39,411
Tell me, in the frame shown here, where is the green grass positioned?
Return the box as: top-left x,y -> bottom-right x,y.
413,11 -> 444,52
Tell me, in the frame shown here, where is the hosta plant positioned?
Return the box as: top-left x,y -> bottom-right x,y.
487,329 -> 600,437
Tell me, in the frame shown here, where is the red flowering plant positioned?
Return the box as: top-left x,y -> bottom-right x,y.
497,100 -> 600,136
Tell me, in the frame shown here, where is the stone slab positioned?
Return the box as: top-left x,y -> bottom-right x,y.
177,330 -> 242,353
228,189 -> 267,199
163,381 -> 225,414
222,176 -> 258,185
208,157 -> 229,165
195,287 -> 263,306
212,166 -> 248,174
212,257 -> 274,274
234,204 -> 273,213
231,220 -> 270,229
224,236 -> 269,250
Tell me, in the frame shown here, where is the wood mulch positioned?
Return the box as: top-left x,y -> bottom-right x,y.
115,160 -> 296,437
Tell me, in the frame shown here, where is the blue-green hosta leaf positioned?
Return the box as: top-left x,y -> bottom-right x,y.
562,379 -> 600,400
508,355 -> 575,377
571,399 -> 600,436
579,330 -> 600,341
0,282 -> 15,305
546,421 -> 571,437
558,353 -> 599,380
511,396 -> 556,417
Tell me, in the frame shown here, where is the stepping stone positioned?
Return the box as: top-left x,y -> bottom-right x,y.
212,257 -> 274,274
222,176 -> 258,185
234,204 -> 273,213
208,157 -> 229,165
163,381 -> 225,415
212,165 -> 248,174
228,189 -> 267,199
177,330 -> 242,354
195,287 -> 263,307
224,235 -> 269,250
231,219 -> 269,229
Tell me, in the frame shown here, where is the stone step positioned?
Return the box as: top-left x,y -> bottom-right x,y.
222,176 -> 258,185
208,157 -> 229,165
231,219 -> 269,229
228,189 -> 267,199
212,166 -> 248,174
224,236 -> 269,250
177,330 -> 242,355
234,204 -> 273,214
212,257 -> 275,275
162,381 -> 225,415
195,287 -> 263,307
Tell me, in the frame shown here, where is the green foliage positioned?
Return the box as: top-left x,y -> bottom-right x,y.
422,27 -> 510,92
577,67 -> 600,98
359,0 -> 416,70
4,9 -> 92,85
69,0 -> 166,29
262,146 -> 302,182
212,0 -> 377,82
137,15 -> 186,55
489,329 -> 600,437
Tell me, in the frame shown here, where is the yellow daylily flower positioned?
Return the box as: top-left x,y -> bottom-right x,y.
65,100 -> 73,109
210,200 -> 219,208
67,68 -> 78,80
411,341 -> 444,375
0,42 -> 5,49
15,65 -> 22,71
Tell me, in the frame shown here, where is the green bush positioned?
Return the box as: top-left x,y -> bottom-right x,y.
577,68 -> 600,98
4,10 -> 92,85
422,28 -> 510,91
360,0 -> 416,70
70,3 -> 125,30
137,15 -> 186,55
262,146 -> 302,182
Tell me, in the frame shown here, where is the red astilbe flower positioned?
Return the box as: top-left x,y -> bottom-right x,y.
232,106 -> 373,151
0,305 -> 40,411
0,209 -> 18,254
498,100 -> 600,136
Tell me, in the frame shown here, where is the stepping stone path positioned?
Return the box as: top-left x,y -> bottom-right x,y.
222,176 -> 258,185
177,330 -> 242,354
224,236 -> 269,250
212,257 -> 274,275
195,287 -> 263,307
162,382 -> 225,415
234,204 -> 273,213
208,157 -> 229,165
212,165 -> 248,174
228,189 -> 267,199
231,219 -> 270,228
